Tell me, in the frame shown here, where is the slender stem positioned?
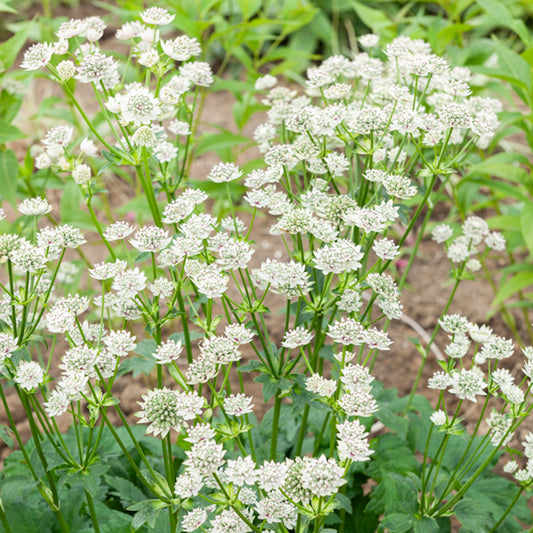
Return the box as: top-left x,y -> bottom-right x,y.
87,197 -> 116,260
85,490 -> 101,533
270,393 -> 282,461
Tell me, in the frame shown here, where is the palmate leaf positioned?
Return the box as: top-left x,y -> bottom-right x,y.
454,498 -> 494,532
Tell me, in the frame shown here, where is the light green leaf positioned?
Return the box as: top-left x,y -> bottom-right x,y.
0,1 -> 16,13
476,0 -> 531,46
520,202 -> 533,254
0,148 -> 19,207
493,272 -> 533,305
0,122 -> 25,144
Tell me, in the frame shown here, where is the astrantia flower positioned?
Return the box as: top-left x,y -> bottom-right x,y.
11,243 -> 47,273
181,508 -> 207,532
18,197 -> 52,216
253,259 -> 311,298
104,330 -> 136,357
111,267 -> 147,297
129,226 -> 171,252
327,317 -> 365,345
337,289 -> 362,314
174,470 -> 203,499
107,84 -> 161,126
224,456 -> 257,486
207,162 -> 242,183
140,7 -> 175,25
104,221 -> 135,241
154,141 -> 178,163
0,333 -> 17,363
282,327 -> 314,349
373,238 -> 400,260
89,260 -> 126,280
72,163 -> 91,184
359,33 -> 379,47
432,224 -> 453,243
339,389 -> 378,417
21,42 -> 54,70
462,215 -> 489,245
439,314 -> 470,334
45,388 -> 70,417
258,460 -> 289,491
136,387 -> 184,437
255,492 -> 297,527
179,61 -> 213,87
255,74 -> 277,90
200,336 -> 240,365
184,438 -> 226,477
43,125 -> 73,149
313,239 -> 363,274
448,368 -> 487,402
186,424 -> 216,444
430,410 -> 447,426
336,419 -> 373,462
224,323 -> 255,344
189,264 -> 229,299
224,394 -> 254,416
58,225 -> 86,248
131,126 -> 157,147
485,232 -> 506,252
154,339 -> 183,364
428,371 -> 453,390
161,35 -> 201,61
479,335 -> 514,361
300,455 -> 346,498
76,51 -> 118,84
59,345 -> 99,378
149,277 -> 174,298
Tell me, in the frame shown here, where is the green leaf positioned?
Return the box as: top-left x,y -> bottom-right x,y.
134,339 -> 156,358
105,475 -> 148,507
0,122 -> 25,144
0,148 -> 18,207
492,272 -> 533,305
0,0 -> 16,13
59,180 -> 94,229
0,424 -> 13,447
493,38 -> 532,104
413,516 -> 439,533
194,131 -> 252,158
127,499 -> 167,529
454,498 -> 494,532
520,202 -> 533,254
476,0 -> 531,46
349,0 -> 393,38
379,512 -> 414,533
0,23 -> 30,69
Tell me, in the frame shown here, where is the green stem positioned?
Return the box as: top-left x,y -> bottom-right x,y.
85,490 -> 101,533
270,393 -> 282,461
87,196 -> 116,260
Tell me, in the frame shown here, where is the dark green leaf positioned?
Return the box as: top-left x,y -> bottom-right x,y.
128,499 -> 167,529
454,498 -> 494,532
379,512 -> 414,533
413,516 -> 439,533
